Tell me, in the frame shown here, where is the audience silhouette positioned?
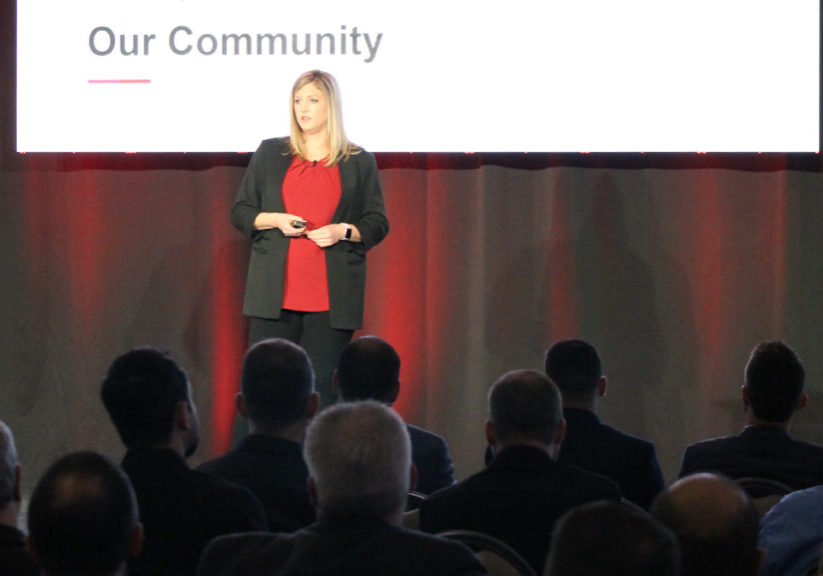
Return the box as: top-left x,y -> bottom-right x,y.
334,335 -> 456,494
420,369 -> 621,574
198,401 -> 487,576
100,347 -> 267,575
198,338 -> 318,532
14,338 -> 823,576
679,340 -> 823,489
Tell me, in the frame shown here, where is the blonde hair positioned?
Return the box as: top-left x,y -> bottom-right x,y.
289,70 -> 358,167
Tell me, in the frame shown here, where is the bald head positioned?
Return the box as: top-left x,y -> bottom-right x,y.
27,451 -> 142,576
651,473 -> 760,576
488,369 -> 563,446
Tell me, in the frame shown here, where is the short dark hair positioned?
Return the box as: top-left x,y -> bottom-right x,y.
28,451 -> 139,576
336,336 -> 400,404
651,474 -> 759,576
100,348 -> 190,448
744,340 -> 804,422
545,339 -> 602,398
546,500 -> 680,576
241,338 -> 315,429
488,369 -> 562,445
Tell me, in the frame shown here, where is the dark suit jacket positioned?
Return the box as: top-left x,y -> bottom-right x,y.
231,138 -> 389,329
408,424 -> 455,495
0,524 -> 38,576
420,444 -> 622,574
558,408 -> 664,509
197,516 -> 487,576
678,425 -> 823,489
121,448 -> 268,576
197,434 -> 315,532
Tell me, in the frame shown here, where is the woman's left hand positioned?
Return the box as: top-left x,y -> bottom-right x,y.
306,223 -> 347,248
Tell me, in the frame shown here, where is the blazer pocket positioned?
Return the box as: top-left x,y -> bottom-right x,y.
345,245 -> 366,264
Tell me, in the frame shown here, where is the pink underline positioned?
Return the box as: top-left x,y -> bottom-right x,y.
88,79 -> 152,84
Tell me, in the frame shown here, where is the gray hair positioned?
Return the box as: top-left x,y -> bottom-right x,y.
0,420 -> 19,506
304,401 -> 410,519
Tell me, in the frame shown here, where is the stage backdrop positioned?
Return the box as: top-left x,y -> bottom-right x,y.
3,0 -> 823,497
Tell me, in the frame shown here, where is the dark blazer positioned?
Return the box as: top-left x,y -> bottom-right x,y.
231,138 -> 389,329
197,434 -> 315,532
408,424 -> 455,495
558,408 -> 664,509
678,425 -> 823,489
121,448 -> 268,576
197,516 -> 487,576
0,524 -> 38,576
420,444 -> 621,575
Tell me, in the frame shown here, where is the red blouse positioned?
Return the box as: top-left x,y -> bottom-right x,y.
281,156 -> 341,312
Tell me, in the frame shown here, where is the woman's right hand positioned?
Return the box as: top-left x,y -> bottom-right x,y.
254,212 -> 307,237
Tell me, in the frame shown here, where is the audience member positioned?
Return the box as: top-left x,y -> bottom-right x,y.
758,485 -> 823,576
678,340 -> 823,489
334,335 -> 455,494
545,500 -> 680,576
199,338 -> 318,532
419,369 -> 621,574
198,401 -> 487,576
651,473 -> 762,576
26,451 -> 143,576
101,347 -> 267,576
0,420 -> 38,576
545,339 -> 664,509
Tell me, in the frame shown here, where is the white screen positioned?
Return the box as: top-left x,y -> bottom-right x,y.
16,0 -> 820,152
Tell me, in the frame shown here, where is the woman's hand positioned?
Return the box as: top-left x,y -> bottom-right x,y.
306,223 -> 348,248
254,212 -> 307,237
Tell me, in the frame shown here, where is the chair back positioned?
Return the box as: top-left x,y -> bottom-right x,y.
436,529 -> 537,576
735,477 -> 793,518
406,490 -> 426,511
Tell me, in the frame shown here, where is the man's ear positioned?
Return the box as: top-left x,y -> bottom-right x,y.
484,420 -> 496,448
597,376 -> 608,398
387,380 -> 401,405
25,535 -> 38,565
753,547 -> 766,576
307,477 -> 318,508
742,385 -> 752,407
332,370 -> 340,398
235,393 -> 249,419
306,392 -> 321,419
129,523 -> 145,559
409,462 -> 419,493
554,417 -> 567,446
798,391 -> 809,411
174,401 -> 194,431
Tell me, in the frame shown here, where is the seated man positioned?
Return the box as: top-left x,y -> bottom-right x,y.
545,500 -> 680,576
101,347 -> 267,575
334,335 -> 455,494
651,473 -> 762,576
199,338 -> 319,531
758,484 -> 823,576
0,420 -> 38,576
198,401 -> 487,576
419,369 -> 621,575
26,451 -> 143,576
678,340 -> 823,489
545,339 -> 664,509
